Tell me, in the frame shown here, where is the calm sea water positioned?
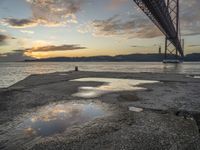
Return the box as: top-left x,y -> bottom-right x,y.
0,62 -> 200,88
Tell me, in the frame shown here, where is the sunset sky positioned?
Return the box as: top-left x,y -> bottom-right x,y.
0,0 -> 200,61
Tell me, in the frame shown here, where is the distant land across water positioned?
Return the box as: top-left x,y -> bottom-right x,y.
24,53 -> 200,62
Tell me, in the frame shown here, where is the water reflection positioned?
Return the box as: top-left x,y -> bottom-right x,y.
163,63 -> 182,73
0,102 -> 107,149
186,75 -> 200,79
20,102 -> 105,137
194,76 -> 200,79
72,78 -> 158,98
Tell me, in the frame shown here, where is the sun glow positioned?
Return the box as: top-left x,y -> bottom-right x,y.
23,48 -> 137,59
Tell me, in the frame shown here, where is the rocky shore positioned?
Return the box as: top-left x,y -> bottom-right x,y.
0,71 -> 200,150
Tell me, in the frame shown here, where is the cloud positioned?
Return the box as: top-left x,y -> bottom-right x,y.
78,0 -> 200,38
78,15 -> 161,39
179,0 -> 200,36
131,45 -> 145,48
0,34 -> 15,45
20,30 -> 34,34
0,44 -> 87,61
0,34 -> 8,43
111,0 -> 128,6
109,0 -> 128,9
131,44 -> 158,48
26,0 -> 85,26
0,29 -> 7,33
1,17 -> 68,28
0,50 -> 33,62
26,44 -> 87,52
187,44 -> 200,48
1,0 -> 86,28
2,18 -> 37,28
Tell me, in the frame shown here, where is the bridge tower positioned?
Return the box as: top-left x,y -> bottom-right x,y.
133,0 -> 184,62
164,0 -> 181,60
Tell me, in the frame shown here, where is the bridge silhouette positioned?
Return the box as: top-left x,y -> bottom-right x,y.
133,0 -> 184,60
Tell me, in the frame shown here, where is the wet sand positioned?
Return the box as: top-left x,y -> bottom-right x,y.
0,71 -> 200,149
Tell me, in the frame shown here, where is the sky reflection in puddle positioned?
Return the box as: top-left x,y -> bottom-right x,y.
21,102 -> 105,137
1,102 -> 106,141
0,102 -> 108,149
194,76 -> 200,78
186,75 -> 200,79
72,78 -> 158,98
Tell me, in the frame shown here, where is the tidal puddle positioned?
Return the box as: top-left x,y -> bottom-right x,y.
0,101 -> 108,149
22,102 -> 106,137
72,78 -> 158,98
194,76 -> 200,79
186,75 -> 200,79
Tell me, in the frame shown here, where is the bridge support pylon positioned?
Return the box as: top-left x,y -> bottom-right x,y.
164,0 -> 182,62
132,0 -> 184,63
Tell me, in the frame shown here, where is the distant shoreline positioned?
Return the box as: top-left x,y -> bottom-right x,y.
22,60 -> 200,62
23,53 -> 200,62
1,53 -> 200,62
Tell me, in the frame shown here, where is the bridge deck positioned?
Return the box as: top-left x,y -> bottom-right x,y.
133,0 -> 183,57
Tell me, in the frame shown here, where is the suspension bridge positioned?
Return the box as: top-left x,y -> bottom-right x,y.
133,0 -> 184,62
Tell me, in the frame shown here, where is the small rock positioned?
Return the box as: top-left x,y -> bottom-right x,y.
129,106 -> 143,112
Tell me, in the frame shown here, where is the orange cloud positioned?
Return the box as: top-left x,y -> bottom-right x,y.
26,44 -> 87,52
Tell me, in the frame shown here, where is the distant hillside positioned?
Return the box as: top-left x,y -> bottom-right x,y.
24,53 -> 200,62
184,53 -> 200,61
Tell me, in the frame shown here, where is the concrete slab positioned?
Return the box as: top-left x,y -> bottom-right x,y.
0,71 -> 200,149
